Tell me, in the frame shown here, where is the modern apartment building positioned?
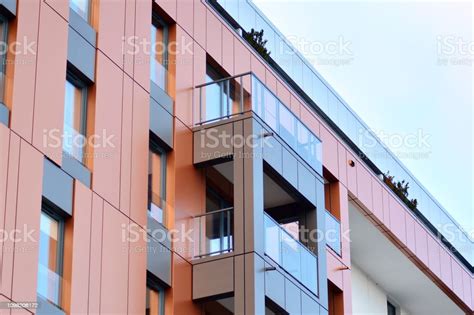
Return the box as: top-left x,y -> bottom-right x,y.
0,0 -> 472,314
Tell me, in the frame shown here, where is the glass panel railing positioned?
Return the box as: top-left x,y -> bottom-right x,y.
211,0 -> 473,266
263,213 -> 318,295
37,263 -> 62,308
325,210 -> 341,256
196,72 -> 323,174
150,58 -> 168,92
193,207 -> 233,258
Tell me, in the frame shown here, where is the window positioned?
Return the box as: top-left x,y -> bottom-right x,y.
148,143 -> 167,225
0,16 -> 8,104
150,16 -> 169,91
70,0 -> 90,22
387,301 -> 396,315
37,210 -> 64,309
204,64 -> 226,121
146,285 -> 165,315
63,75 -> 88,163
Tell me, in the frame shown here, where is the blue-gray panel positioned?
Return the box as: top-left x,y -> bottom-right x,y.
150,81 -> 173,114
0,102 -> 9,126
36,295 -> 66,315
264,263 -> 285,309
67,26 -> 95,83
68,8 -> 96,47
147,213 -> 171,250
150,98 -> 173,149
263,135 -> 282,175
301,292 -> 320,315
282,149 -> 298,188
43,159 -> 73,216
0,0 -> 16,17
147,236 -> 172,287
285,278 -> 301,314
297,163 -> 317,206
62,153 -> 91,187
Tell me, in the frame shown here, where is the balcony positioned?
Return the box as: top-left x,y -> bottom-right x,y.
210,0 -> 473,268
325,210 -> 341,256
263,212 -> 318,295
192,207 -> 234,258
195,72 -> 322,175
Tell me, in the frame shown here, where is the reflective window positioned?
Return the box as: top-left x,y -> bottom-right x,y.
63,77 -> 87,163
146,285 -> 165,315
37,211 -> 64,308
151,17 -> 169,91
0,17 -> 8,104
148,144 -> 166,225
70,0 -> 90,22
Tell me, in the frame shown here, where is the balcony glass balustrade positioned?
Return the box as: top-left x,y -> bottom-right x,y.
196,72 -> 322,175
210,0 -> 473,267
325,210 -> 341,256
264,213 -> 318,295
193,207 -> 234,258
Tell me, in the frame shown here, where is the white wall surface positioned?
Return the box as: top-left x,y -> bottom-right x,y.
352,264 -> 410,315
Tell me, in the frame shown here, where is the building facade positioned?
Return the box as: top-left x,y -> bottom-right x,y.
0,0 -> 472,314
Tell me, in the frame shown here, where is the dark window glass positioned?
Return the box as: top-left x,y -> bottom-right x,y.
387,301 -> 396,315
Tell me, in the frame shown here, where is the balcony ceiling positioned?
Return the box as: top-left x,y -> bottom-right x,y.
349,202 -> 464,315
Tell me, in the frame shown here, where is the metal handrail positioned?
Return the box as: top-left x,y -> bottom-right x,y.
194,71 -> 252,89
193,207 -> 234,218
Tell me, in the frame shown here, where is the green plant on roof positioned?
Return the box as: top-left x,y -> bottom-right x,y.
383,171 -> 418,211
244,28 -> 271,60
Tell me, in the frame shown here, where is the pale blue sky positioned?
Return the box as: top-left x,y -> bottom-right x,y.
253,0 -> 473,233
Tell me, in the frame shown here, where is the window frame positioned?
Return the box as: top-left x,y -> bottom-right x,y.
64,72 -> 88,163
146,279 -> 166,315
38,203 -> 66,309
0,15 -> 9,104
151,14 -> 169,71
148,140 -> 167,224
69,0 -> 91,23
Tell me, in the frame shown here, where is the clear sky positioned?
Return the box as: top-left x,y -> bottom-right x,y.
252,0 -> 473,234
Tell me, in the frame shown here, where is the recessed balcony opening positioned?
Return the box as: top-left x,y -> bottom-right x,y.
263,165 -> 319,295
193,161 -> 234,258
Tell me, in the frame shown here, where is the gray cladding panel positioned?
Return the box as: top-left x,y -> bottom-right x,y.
297,163 -> 316,206
193,123 -> 234,165
264,263 -> 285,309
67,26 -> 96,83
147,236 -> 172,286
150,98 -> 174,149
42,158 -> 73,216
192,257 -> 234,300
